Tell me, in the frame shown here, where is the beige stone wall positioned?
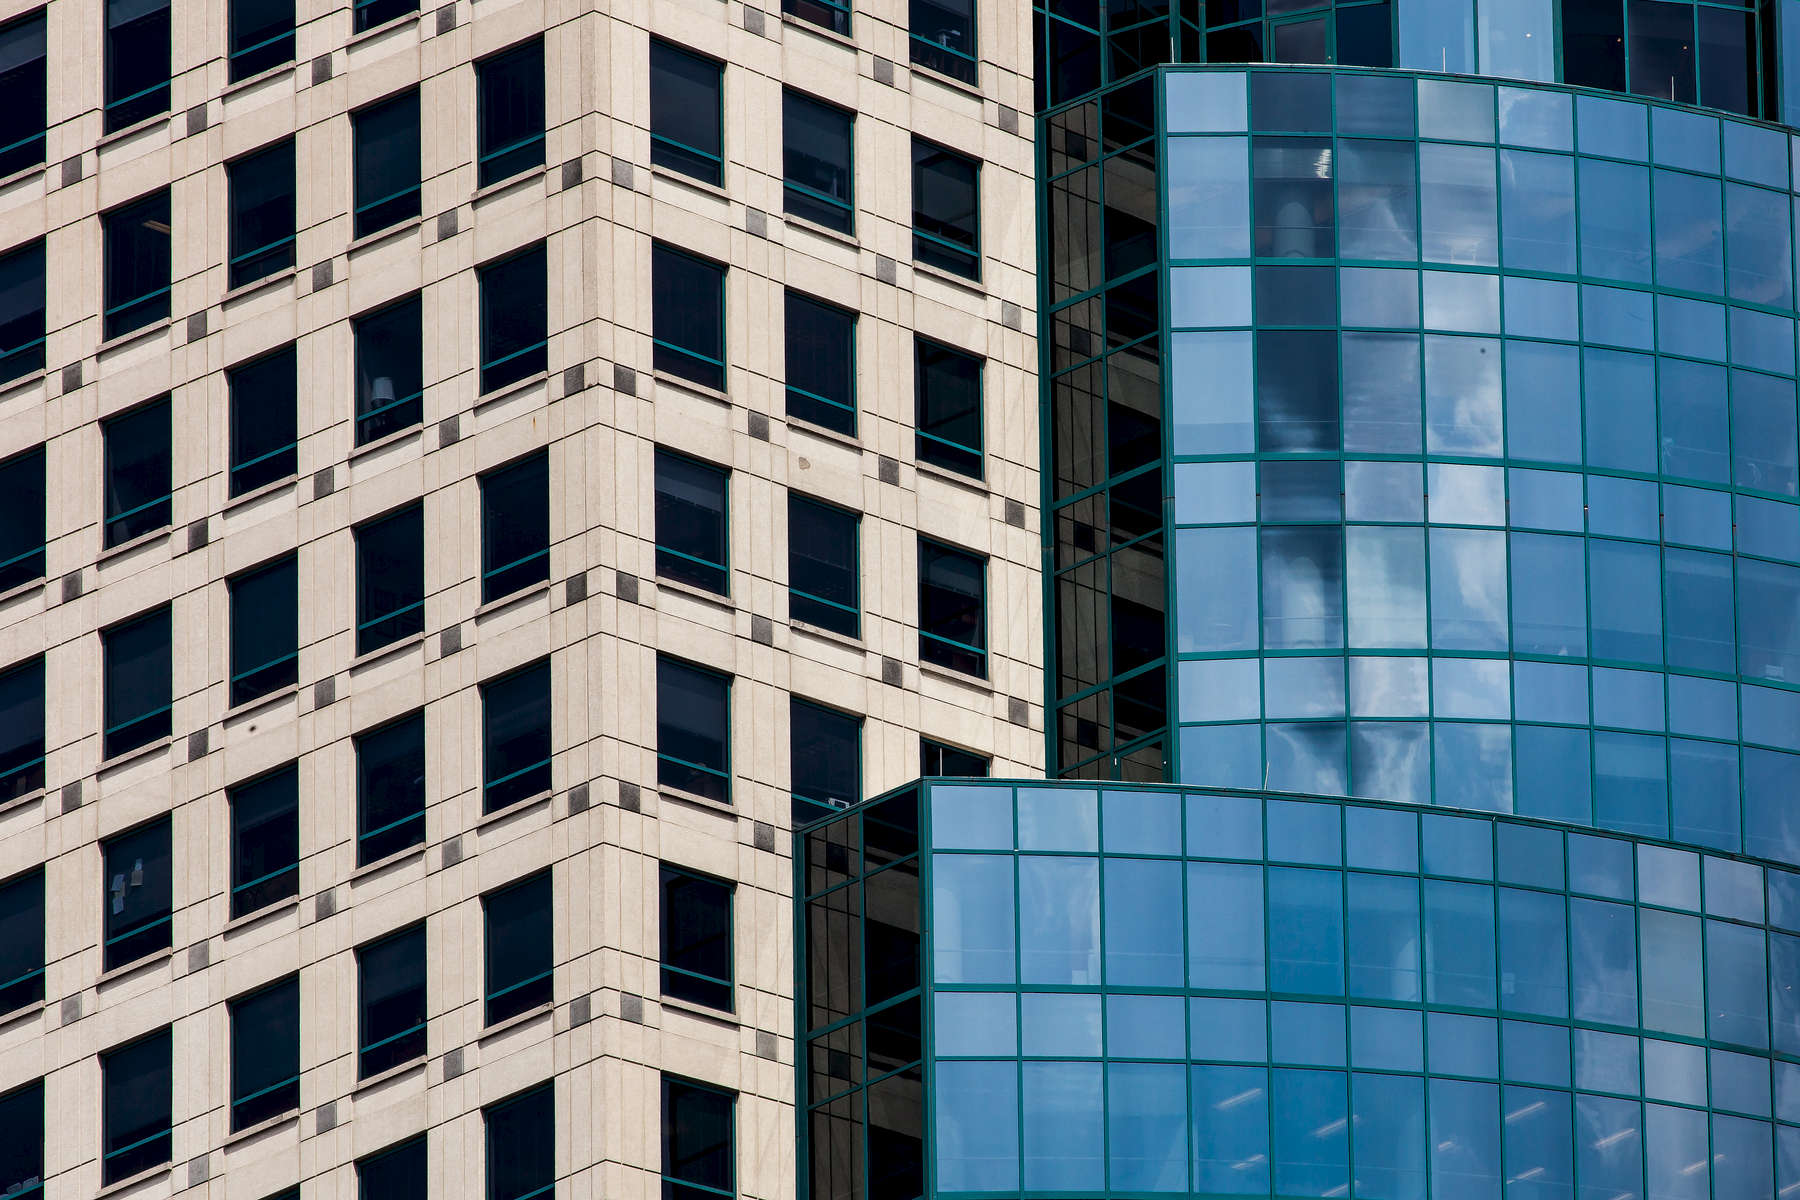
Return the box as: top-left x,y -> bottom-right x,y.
0,0 -> 1039,1194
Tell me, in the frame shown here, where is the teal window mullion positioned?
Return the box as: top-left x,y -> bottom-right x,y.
485,757 -> 551,791
479,132 -> 545,166
356,599 -> 424,632
228,233 -> 296,266
103,80 -> 169,113
231,1072 -> 300,1109
0,543 -> 46,573
354,182 -> 421,216
103,912 -> 172,947
104,284 -> 172,319
486,967 -> 554,1003
230,649 -> 298,685
230,439 -> 297,476
230,862 -> 296,896
481,338 -> 549,374
650,133 -> 723,169
357,389 -> 425,424
229,28 -> 293,60
658,751 -> 731,783
358,808 -> 425,843
105,702 -> 172,738
103,1127 -> 170,1161
359,1019 -> 426,1056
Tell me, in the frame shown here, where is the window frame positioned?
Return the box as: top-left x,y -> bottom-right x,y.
651,241 -> 728,391
103,0 -> 170,131
911,138 -> 981,280
228,553 -> 299,706
102,190 -> 172,339
357,922 -> 427,1078
481,658 -> 552,813
228,763 -> 299,919
920,736 -> 990,778
0,445 -> 43,593
0,868 -> 44,1017
354,501 -> 425,655
648,39 -> 724,187
483,871 -> 553,1026
227,138 -> 296,288
654,448 -> 730,595
227,0 -> 294,81
355,710 -> 426,866
656,656 -> 732,804
660,864 -> 734,1012
918,537 -> 988,678
789,697 -> 862,823
228,973 -> 300,1131
101,815 -> 172,972
0,12 -> 48,178
102,606 -> 172,760
914,336 -> 985,479
101,395 -> 173,548
477,242 -> 549,394
227,343 -> 299,497
480,450 -> 551,602
908,0 -> 977,84
783,290 -> 857,435
782,88 -> 855,234
661,1075 -> 737,1200
787,492 -> 860,638
352,89 -> 422,238
485,1082 -> 555,1200
781,0 -> 849,36
0,656 -> 45,803
0,1076 -> 43,1199
476,38 -> 545,187
353,293 -> 424,445
100,1026 -> 172,1184
0,238 -> 45,382
357,1133 -> 427,1199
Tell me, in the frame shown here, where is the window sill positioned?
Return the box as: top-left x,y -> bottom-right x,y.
97,947 -> 173,987
478,1002 -> 553,1044
99,735 -> 175,774
653,575 -> 734,613
914,459 -> 987,495
348,424 -> 423,463
784,414 -> 860,451
658,786 -> 735,818
0,788 -> 45,819
97,317 -> 172,357
0,578 -> 45,609
652,370 -> 731,407
350,842 -> 426,883
223,682 -> 300,722
0,1001 -> 44,1033
909,60 -> 984,102
221,266 -> 296,305
475,580 -> 551,620
912,259 -> 984,295
95,526 -> 172,567
782,211 -> 859,250
223,896 -> 300,936
96,112 -> 171,150
0,367 -> 46,400
220,60 -> 296,99
95,1164 -> 171,1199
222,475 -> 298,515
780,12 -> 855,50
476,790 -> 552,830
0,161 -> 47,194
353,1056 -> 426,1095
648,164 -> 731,203
349,631 -> 426,672
792,620 -> 862,651
222,1109 -> 298,1148
346,10 -> 419,47
347,215 -> 422,256
659,994 -> 738,1027
474,369 -> 550,412
918,659 -> 990,691
472,163 -> 547,205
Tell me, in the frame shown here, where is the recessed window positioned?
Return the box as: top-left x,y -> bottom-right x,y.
228,0 -> 293,80
789,494 -> 858,638
912,139 -> 979,279
783,0 -> 848,36
230,974 -> 299,1130
478,242 -> 548,393
481,451 -> 550,602
657,657 -> 731,804
483,659 -> 551,812
783,90 -> 854,234
229,554 -> 298,706
355,503 -> 424,654
354,294 -> 423,445
102,816 -> 171,971
486,1083 -> 554,1200
0,13 -> 47,178
104,0 -> 169,131
0,446 -> 43,593
0,1078 -> 42,1198
102,396 -> 172,548
784,291 -> 855,434
356,711 -> 425,865
103,607 -> 172,759
919,538 -> 986,677
0,656 -> 44,802
662,1077 -> 735,1200
790,699 -> 860,824
484,871 -> 552,1025
0,869 -> 44,1015
229,764 -> 298,919
0,238 -> 44,381
353,90 -> 421,238
909,0 -> 976,83
660,866 -> 732,1011
358,923 -> 426,1077
358,1134 -> 426,1200
920,737 -> 989,777
228,344 -> 298,497
228,139 -> 296,288
477,39 -> 544,187
103,191 -> 171,339
101,1028 -> 171,1184
352,0 -> 415,35
655,449 -> 729,594
652,243 -> 726,391
649,40 -> 723,186
915,337 -> 983,478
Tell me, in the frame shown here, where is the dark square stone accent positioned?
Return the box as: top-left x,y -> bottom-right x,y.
187,519 -> 210,552
439,415 -> 461,448
882,656 -> 903,686
620,993 -> 644,1023
435,2 -> 455,32
313,677 -> 336,709
878,456 -> 900,485
187,1156 -> 210,1188
1002,301 -> 1022,329
314,889 -> 336,921
570,994 -> 592,1026
563,362 -> 585,396
313,466 -> 335,500
613,363 -> 637,395
443,1046 -> 465,1078
617,571 -> 639,604
742,4 -> 764,34
186,104 -> 208,136
60,781 -> 81,813
751,615 -> 773,645
187,940 -> 210,972
618,781 -> 641,811
314,1101 -> 338,1134
60,571 -> 81,603
59,995 -> 80,1025
998,104 -> 1019,134
60,362 -> 81,393
873,57 -> 895,85
565,572 -> 588,605
568,781 -> 590,813
748,412 -> 770,441
441,836 -> 463,868
437,210 -> 458,240
187,311 -> 207,342
561,157 -> 583,189
440,625 -> 462,656
60,155 -> 81,187
1005,498 -> 1026,527
611,157 -> 634,188
755,1030 -> 778,1059
312,261 -> 333,291
875,255 -> 897,284
311,54 -> 332,84
1009,697 -> 1030,726
745,208 -> 767,238
754,821 -> 776,852
187,729 -> 209,761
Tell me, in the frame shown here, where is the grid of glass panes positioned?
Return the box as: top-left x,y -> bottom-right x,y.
1162,68 -> 1800,865
923,780 -> 1800,1200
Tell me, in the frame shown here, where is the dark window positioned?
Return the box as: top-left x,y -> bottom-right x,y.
912,140 -> 979,279
655,450 -> 728,594
915,338 -> 982,477
486,1083 -> 554,1200
920,737 -> 988,778
479,243 -> 548,393
356,711 -> 425,865
104,0 -> 169,131
910,0 -> 976,83
103,191 -> 171,339
1698,5 -> 1757,117
0,869 -> 43,1015
483,659 -> 551,812
355,503 -> 424,654
353,90 -> 421,238
481,452 -> 550,602
0,13 -> 47,178
790,699 -> 860,824
649,41 -> 723,186
358,923 -> 426,1077
101,1028 -> 171,1184
229,555 -> 298,705
478,39 -> 544,187
230,975 -> 299,1130
657,657 -> 730,804
919,539 -> 986,677
783,90 -> 853,234
0,1078 -> 42,1198
228,345 -> 298,496
229,764 -> 298,919
784,292 -> 855,434
358,1135 -> 426,1200
0,238 -> 44,380
354,294 -> 424,444
103,817 -> 171,971
783,0 -> 848,37
652,243 -> 726,390
228,0 -> 293,80
228,140 -> 295,288
353,0 -> 416,34
484,871 -> 552,1025
102,397 -> 172,547
788,494 -> 858,637
662,1077 -> 735,1200
660,866 -> 732,1011
0,657 -> 43,802
0,446 -> 42,592
103,607 -> 172,759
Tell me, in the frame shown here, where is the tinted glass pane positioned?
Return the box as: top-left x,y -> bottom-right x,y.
228,0 -> 292,79
792,699 -> 860,823
656,450 -> 729,594
921,738 -> 989,777
359,924 -> 426,1076
103,397 -> 171,547
229,345 -> 298,496
662,867 -> 733,1010
0,239 -> 44,380
916,339 -> 982,477
103,608 -> 171,758
357,712 -> 425,864
356,504 -> 424,654
653,243 -> 726,389
482,452 -> 550,601
0,1079 -> 42,1196
0,14 -> 46,177
353,91 -> 420,237
102,1028 -> 171,1183
658,657 -> 731,803
910,0 -> 976,82
483,660 -> 551,811
355,295 -> 424,443
103,817 -> 171,970
103,191 -> 171,337
784,90 -> 854,233
785,292 -> 855,434
230,765 -> 298,918
230,976 -> 299,1129
487,1085 -> 554,1200
486,872 -> 552,1024
0,869 -> 43,1014
230,556 -> 298,705
104,0 -> 169,130
0,446 -> 43,593
650,41 -> 723,185
228,139 -> 295,287
358,1135 -> 426,1200
789,494 -> 859,637
664,1078 -> 735,1200
913,140 -> 979,278
479,243 -> 548,392
477,39 -> 544,186
920,540 -> 986,676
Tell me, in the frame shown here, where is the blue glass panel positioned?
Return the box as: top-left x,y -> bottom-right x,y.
1499,888 -> 1567,1017
1424,879 -> 1496,1007
1499,149 -> 1576,273
1575,1027 -> 1640,1094
1638,844 -> 1700,909
1172,332 -> 1254,454
1273,1068 -> 1349,1197
1502,1020 -> 1569,1087
1021,1062 -> 1103,1190
1269,867 -> 1344,995
1106,1063 -> 1186,1191
1654,169 -> 1725,294
1424,813 -> 1494,879
1515,725 -> 1592,826
931,786 -> 1011,850
1575,1095 -> 1642,1200
1185,792 -> 1263,859
1019,856 -> 1099,985
1645,1103 -> 1709,1200
1429,1078 -> 1501,1200
1502,1086 -> 1573,1200
1708,920 -> 1770,1049
1711,1114 -> 1774,1200
1102,858 -> 1183,987
1345,806 -> 1417,872
1503,340 -> 1580,462
1176,527 -> 1257,653
1190,996 -> 1267,1062
1188,862 -> 1266,991
934,1060 -> 1018,1191
1580,157 -> 1651,282
1354,1073 -> 1427,1200
1347,872 -> 1421,1001
1021,993 -> 1102,1057
1102,790 -> 1180,855
1016,787 -> 1096,852
1105,994 -> 1185,1059
1571,897 -> 1638,1026
1351,1005 -> 1423,1071
934,992 -> 1017,1057
1271,1001 -> 1345,1066
931,855 -> 1016,984
1191,1065 -> 1269,1194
